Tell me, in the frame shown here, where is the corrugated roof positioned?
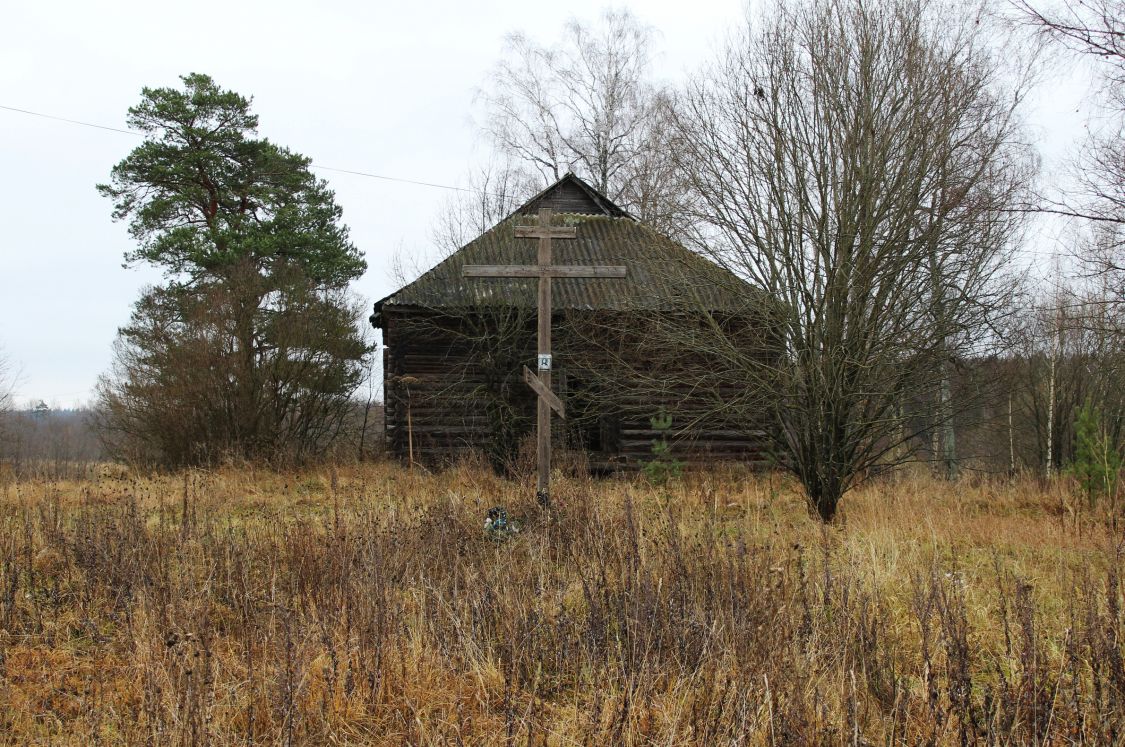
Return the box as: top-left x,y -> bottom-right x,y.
373,213 -> 756,315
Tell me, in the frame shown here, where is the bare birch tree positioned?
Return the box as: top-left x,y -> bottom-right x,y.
478,10 -> 691,237
659,0 -> 1034,520
1005,281 -> 1125,472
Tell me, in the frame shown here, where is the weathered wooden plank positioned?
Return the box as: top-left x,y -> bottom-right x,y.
537,209 -> 554,504
463,265 -> 627,279
557,264 -> 626,277
514,226 -> 577,239
523,366 -> 565,418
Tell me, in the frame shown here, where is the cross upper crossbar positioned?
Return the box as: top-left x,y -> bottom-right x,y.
463,265 -> 627,279
514,225 -> 578,240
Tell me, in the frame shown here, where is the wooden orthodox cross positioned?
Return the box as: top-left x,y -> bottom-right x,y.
463,207 -> 626,507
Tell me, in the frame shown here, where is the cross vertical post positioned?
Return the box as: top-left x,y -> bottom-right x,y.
463,207 -> 626,507
536,210 -> 554,506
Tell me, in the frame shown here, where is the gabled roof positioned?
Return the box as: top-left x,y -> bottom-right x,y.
514,172 -> 633,218
371,174 -> 754,322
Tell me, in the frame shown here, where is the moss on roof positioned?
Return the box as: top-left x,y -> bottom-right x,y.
374,213 -> 755,315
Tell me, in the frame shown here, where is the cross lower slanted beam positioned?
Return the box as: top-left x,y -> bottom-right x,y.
461,207 -> 627,508
523,366 -> 565,418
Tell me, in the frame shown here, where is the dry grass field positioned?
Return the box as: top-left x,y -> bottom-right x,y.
0,461 -> 1121,745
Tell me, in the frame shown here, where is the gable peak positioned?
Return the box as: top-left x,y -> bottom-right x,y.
512,172 -> 632,219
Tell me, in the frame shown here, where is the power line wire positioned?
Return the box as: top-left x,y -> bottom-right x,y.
0,102 -> 496,196
308,164 -> 486,194
0,103 -> 138,135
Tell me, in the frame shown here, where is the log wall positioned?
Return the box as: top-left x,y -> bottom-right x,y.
380,306 -> 774,471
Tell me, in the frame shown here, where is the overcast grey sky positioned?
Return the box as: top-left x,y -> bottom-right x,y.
0,0 -> 1091,407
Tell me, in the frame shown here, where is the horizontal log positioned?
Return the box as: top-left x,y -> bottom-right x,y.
620,439 -> 767,451
391,446 -> 772,464
621,428 -> 768,439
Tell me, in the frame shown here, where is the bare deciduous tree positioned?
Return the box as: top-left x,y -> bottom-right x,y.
659,0 -> 1034,520
480,10 -> 653,190
1004,281 -> 1125,472
429,161 -> 537,259
478,10 -> 692,237
1016,0 -> 1125,290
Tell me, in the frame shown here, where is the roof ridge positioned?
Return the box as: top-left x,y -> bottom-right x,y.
509,172 -> 633,220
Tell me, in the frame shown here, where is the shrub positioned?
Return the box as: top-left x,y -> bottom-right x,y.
642,408 -> 684,486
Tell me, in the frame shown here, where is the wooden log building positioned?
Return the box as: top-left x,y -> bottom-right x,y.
370,173 -> 772,472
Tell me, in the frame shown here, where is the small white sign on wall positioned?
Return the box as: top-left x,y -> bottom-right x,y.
537,353 -> 552,371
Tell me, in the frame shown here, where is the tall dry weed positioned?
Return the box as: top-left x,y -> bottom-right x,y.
0,464 -> 1120,744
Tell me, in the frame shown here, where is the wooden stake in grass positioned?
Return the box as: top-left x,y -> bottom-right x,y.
464,208 -> 625,507
398,375 -> 420,470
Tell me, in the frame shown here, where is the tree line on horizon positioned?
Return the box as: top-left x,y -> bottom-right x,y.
1,0 -> 1122,522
